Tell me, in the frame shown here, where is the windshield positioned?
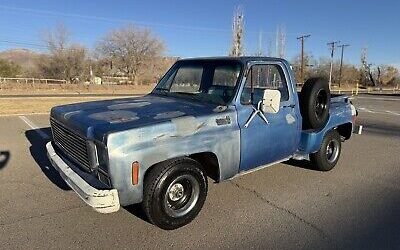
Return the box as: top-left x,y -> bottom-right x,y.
153,60 -> 243,105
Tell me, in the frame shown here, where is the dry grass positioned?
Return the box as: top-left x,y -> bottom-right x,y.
0,83 -> 154,115
0,83 -> 154,96
0,96 -> 130,115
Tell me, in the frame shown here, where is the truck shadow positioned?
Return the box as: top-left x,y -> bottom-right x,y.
284,159 -> 318,171
124,204 -> 150,224
0,151 -> 10,170
25,128 -> 71,191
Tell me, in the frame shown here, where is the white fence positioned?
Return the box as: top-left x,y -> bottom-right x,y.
0,77 -> 67,84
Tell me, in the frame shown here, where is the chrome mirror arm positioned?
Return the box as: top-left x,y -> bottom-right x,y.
244,101 -> 269,128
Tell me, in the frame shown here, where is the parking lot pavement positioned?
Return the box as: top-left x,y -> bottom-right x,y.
0,95 -> 399,249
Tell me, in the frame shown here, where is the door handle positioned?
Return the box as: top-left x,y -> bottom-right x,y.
283,104 -> 295,108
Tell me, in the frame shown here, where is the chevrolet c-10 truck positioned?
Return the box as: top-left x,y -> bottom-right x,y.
46,57 -> 357,229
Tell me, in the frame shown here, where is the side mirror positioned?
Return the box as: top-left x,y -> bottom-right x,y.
261,89 -> 281,113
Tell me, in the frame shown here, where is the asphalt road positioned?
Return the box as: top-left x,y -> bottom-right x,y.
0,94 -> 399,249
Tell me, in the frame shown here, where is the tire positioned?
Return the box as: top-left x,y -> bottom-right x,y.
310,130 -> 341,171
142,157 -> 208,230
300,77 -> 331,130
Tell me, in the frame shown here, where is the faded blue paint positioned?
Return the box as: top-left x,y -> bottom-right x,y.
50,95 -> 219,141
298,97 -> 353,154
49,57 -> 355,206
106,107 -> 240,205
234,60 -> 302,171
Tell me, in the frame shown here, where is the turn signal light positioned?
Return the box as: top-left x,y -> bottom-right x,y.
132,161 -> 139,185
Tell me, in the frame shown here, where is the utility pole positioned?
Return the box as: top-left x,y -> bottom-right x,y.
337,44 -> 350,88
297,34 -> 311,84
327,41 -> 340,88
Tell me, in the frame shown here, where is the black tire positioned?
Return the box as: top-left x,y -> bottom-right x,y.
142,157 -> 208,230
300,77 -> 331,130
310,130 -> 341,171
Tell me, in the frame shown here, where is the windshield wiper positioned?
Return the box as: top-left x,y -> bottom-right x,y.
171,92 -> 200,100
154,88 -> 170,96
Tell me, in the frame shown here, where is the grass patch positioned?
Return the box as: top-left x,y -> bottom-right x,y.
0,83 -> 154,96
0,96 -> 129,115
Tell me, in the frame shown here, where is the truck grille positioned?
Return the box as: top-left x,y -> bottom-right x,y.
50,118 -> 91,170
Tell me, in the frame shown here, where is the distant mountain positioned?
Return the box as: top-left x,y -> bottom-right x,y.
0,49 -> 42,72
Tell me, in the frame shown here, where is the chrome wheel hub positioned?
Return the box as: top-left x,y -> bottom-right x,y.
168,183 -> 185,201
163,175 -> 200,218
326,139 -> 339,163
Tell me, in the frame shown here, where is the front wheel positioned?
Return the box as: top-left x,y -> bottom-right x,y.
142,157 -> 208,230
310,130 -> 342,171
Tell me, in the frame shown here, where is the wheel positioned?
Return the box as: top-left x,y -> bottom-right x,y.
300,77 -> 331,130
142,157 -> 208,230
310,130 -> 341,171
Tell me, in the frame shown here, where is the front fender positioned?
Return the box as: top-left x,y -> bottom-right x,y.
106,111 -> 240,205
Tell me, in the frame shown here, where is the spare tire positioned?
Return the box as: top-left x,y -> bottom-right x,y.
300,77 -> 330,130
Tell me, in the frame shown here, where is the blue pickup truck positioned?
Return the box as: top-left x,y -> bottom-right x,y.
46,57 -> 357,229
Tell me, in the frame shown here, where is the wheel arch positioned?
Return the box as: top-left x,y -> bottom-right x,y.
143,152 -> 221,184
337,122 -> 353,140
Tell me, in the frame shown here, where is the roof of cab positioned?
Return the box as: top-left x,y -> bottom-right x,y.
178,56 -> 287,64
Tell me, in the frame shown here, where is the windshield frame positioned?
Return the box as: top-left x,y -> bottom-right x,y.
152,59 -> 245,105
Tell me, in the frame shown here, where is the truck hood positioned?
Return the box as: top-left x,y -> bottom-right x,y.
50,94 -> 225,142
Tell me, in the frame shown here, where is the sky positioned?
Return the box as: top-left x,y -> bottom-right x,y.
0,0 -> 399,67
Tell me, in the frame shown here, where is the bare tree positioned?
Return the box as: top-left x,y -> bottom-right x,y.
276,25 -> 286,58
44,23 -> 70,53
310,57 -> 359,86
291,52 -> 314,83
96,24 -> 165,84
230,6 -> 244,57
267,36 -> 274,57
360,47 -> 378,86
38,24 -> 88,82
378,65 -> 398,86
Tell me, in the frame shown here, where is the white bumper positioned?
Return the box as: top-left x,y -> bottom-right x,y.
46,142 -> 120,213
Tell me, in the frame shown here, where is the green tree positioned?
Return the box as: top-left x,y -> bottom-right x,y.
0,59 -> 21,77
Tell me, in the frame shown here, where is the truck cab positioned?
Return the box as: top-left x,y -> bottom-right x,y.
46,57 -> 356,230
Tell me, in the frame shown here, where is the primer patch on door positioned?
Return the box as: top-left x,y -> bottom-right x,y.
286,114 -> 296,124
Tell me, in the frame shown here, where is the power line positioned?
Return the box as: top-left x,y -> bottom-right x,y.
0,5 -> 285,35
337,44 -> 350,87
297,34 -> 311,84
0,5 -> 232,33
0,39 -> 46,49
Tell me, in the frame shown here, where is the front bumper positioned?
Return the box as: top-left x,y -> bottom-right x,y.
46,142 -> 120,213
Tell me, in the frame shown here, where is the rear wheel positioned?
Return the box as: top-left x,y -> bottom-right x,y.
142,157 -> 208,230
310,130 -> 341,171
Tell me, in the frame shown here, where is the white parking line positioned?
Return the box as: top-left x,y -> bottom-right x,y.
358,107 -> 400,116
386,110 -> 400,116
355,96 -> 400,101
19,115 -> 50,140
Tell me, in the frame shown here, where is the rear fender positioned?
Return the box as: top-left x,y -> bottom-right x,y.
298,102 -> 353,154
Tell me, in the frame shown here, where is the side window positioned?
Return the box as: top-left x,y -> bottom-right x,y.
170,65 -> 203,93
240,64 -> 289,104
